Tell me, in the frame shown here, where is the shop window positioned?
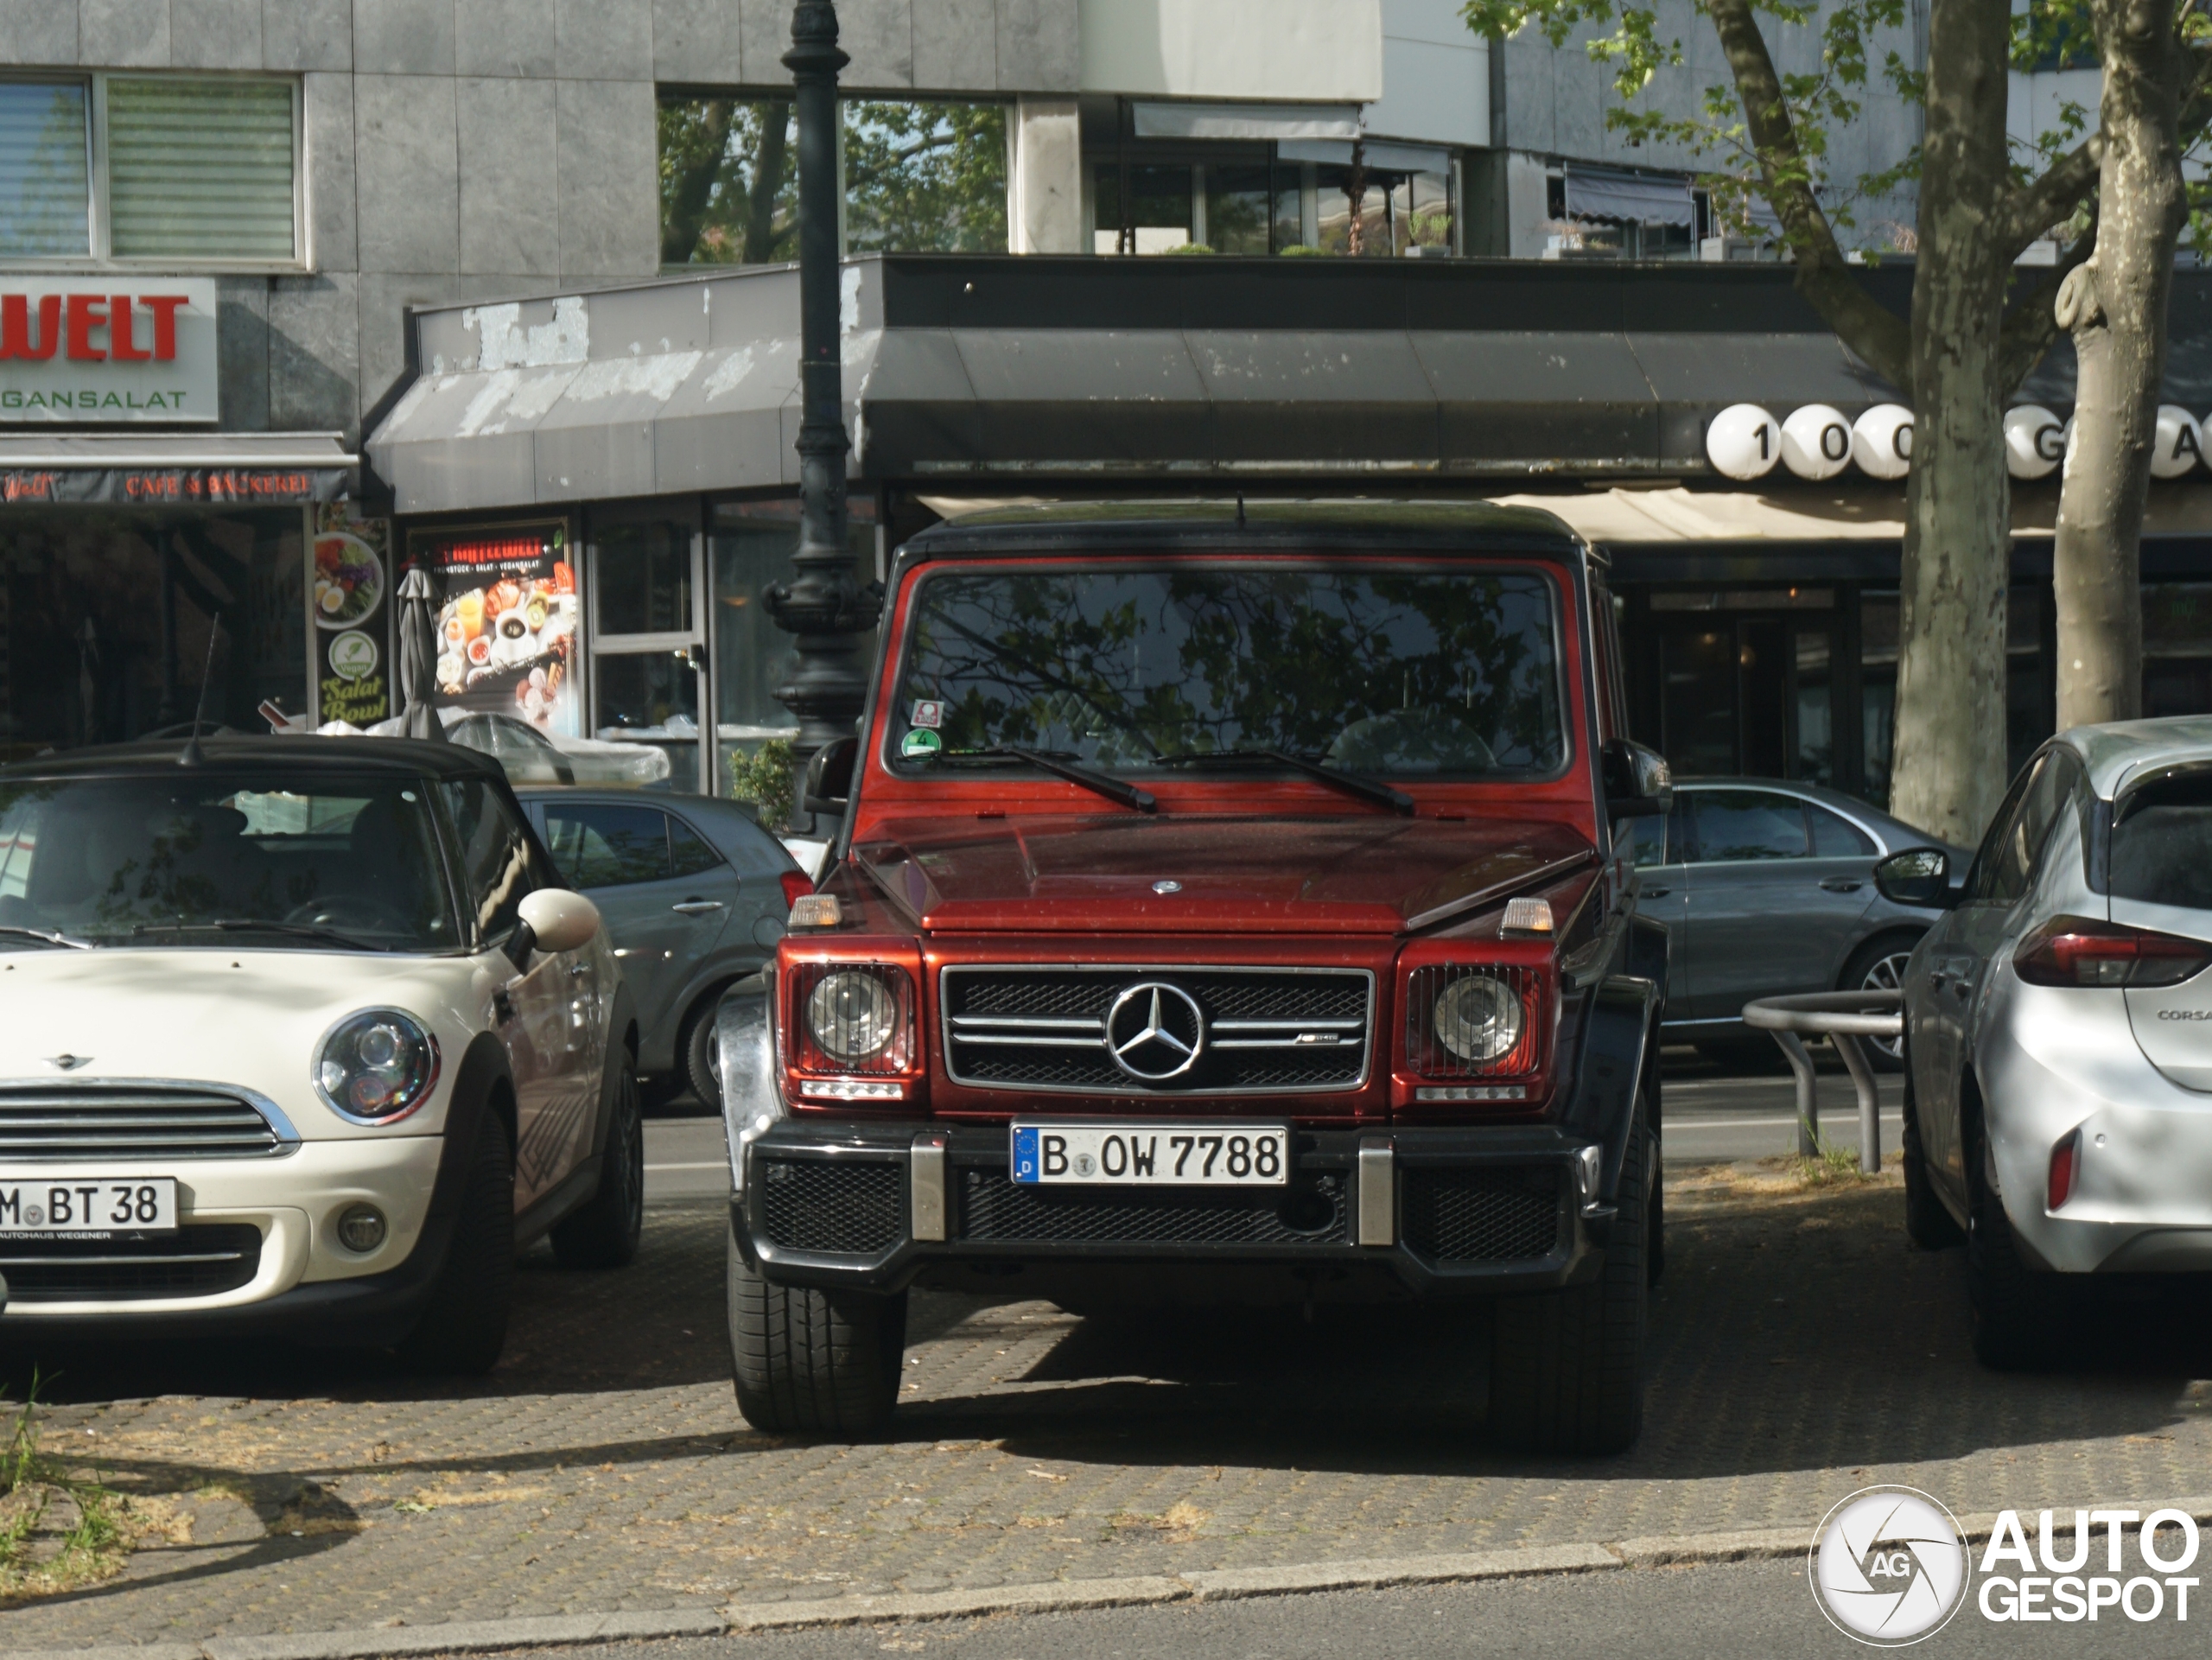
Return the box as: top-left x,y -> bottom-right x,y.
0,508 -> 307,761
594,518 -> 694,639
843,100 -> 1008,254
1859,587 -> 2050,810
658,92 -> 1007,266
1090,148 -> 1452,257
708,499 -> 877,786
0,74 -> 298,264
588,507 -> 703,792
2145,583 -> 2212,716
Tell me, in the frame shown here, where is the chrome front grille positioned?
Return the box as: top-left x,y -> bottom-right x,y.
0,1084 -> 292,1161
941,966 -> 1374,1095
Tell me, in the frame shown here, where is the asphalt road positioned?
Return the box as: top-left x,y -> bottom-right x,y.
499,1554 -> 2212,1660
639,1046 -> 1909,1204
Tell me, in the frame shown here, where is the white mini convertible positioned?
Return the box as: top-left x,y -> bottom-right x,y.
0,735 -> 643,1371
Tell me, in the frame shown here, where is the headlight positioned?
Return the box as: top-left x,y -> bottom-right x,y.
806,970 -> 899,1062
1433,975 -> 1523,1064
315,1009 -> 440,1124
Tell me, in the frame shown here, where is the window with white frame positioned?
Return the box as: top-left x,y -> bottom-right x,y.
0,74 -> 302,265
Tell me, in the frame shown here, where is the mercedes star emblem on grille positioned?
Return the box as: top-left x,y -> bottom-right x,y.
1104,982 -> 1205,1081
41,1055 -> 91,1072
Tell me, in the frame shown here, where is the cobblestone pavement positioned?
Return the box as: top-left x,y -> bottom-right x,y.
4,1167 -> 2212,1648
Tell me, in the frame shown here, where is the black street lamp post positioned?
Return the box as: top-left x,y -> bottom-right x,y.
765,0 -> 879,830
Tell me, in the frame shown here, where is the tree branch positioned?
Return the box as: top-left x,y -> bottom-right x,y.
1997,220 -> 2097,393
1996,135 -> 2103,258
1703,0 -> 1911,387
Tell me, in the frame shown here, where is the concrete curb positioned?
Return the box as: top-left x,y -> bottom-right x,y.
22,1501 -> 2212,1659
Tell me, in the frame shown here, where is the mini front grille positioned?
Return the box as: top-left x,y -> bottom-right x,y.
758,1158 -> 904,1254
0,1223 -> 264,1301
960,1169 -> 1347,1246
1401,1167 -> 1563,1263
942,966 -> 1373,1095
0,1086 -> 288,1161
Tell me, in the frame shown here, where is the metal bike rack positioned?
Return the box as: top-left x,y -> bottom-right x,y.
1738,990 -> 1904,1173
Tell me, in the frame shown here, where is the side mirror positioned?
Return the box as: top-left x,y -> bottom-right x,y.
1601,737 -> 1673,819
802,735 -> 859,817
1874,847 -> 1953,909
509,888 -> 601,964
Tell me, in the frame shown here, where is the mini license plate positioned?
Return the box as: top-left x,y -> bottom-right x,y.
1011,1123 -> 1288,1186
0,1177 -> 177,1234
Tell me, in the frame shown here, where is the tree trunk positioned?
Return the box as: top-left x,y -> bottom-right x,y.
2051,0 -> 2185,729
1889,0 -> 2017,845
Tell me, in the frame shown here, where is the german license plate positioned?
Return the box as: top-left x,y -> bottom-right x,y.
1011,1123 -> 1288,1186
0,1177 -> 177,1234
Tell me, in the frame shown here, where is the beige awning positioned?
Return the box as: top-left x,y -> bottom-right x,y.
1487,484 -> 2212,544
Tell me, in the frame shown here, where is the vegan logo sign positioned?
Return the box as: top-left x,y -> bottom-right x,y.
0,277 -> 217,423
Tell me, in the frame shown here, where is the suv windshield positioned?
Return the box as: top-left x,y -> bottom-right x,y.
0,773 -> 455,951
889,564 -> 1567,777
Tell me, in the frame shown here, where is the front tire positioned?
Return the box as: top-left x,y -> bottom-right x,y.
396,1108 -> 515,1376
551,1055 -> 645,1269
1490,1112 -> 1650,1454
679,989 -> 729,1109
1901,1065 -> 1965,1250
727,1228 -> 906,1435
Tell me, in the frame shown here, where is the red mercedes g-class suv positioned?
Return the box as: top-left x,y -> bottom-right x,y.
716,502 -> 1671,1453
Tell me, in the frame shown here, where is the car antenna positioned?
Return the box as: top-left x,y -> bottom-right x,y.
1235,493 -> 1247,529
178,614 -> 223,768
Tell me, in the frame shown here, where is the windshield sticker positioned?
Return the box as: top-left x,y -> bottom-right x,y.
901,728 -> 943,760
910,698 -> 944,729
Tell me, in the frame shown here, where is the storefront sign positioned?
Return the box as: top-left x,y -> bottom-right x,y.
316,503 -> 391,727
0,466 -> 345,503
0,277 -> 219,423
408,522 -> 580,737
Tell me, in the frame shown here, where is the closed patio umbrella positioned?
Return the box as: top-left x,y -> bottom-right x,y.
397,565 -> 447,742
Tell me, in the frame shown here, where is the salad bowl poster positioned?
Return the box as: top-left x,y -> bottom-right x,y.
315,502 -> 391,727
408,522 -> 581,736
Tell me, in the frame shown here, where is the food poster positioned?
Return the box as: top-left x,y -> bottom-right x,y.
409,523 -> 581,736
315,502 -> 391,727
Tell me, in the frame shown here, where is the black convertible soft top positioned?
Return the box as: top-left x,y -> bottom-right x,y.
0,735 -> 507,784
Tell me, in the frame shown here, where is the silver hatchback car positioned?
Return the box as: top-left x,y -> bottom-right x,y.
1885,716 -> 2212,1365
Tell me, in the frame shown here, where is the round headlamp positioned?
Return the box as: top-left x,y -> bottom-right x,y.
806,971 -> 898,1062
1433,976 -> 1524,1064
315,1009 -> 440,1124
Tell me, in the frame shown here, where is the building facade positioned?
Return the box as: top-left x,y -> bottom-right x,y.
0,0 -> 2171,824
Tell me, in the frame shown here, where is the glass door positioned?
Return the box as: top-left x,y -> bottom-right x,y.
588,504 -> 705,793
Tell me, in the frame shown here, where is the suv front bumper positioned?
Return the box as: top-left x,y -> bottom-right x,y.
731,1119 -> 1617,1301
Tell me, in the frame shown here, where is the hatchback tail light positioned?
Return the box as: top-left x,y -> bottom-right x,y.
2013,916 -> 2212,988
784,962 -> 920,1103
779,870 -> 815,911
2048,1129 -> 2081,1210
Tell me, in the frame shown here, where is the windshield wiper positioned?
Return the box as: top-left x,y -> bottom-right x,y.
1158,749 -> 1414,816
130,919 -> 390,951
938,746 -> 1158,813
0,924 -> 93,950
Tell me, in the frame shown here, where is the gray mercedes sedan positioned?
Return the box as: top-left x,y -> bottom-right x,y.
1630,778 -> 1969,1063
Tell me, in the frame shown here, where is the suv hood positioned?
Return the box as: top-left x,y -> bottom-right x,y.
851,814 -> 1595,934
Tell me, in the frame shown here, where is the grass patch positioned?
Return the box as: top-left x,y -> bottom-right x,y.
0,1376 -> 134,1600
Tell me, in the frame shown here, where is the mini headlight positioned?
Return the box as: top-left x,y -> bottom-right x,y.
1433,975 -> 1523,1064
806,970 -> 898,1061
315,1009 -> 439,1124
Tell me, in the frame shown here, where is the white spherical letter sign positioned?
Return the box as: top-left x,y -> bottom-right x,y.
1706,404 -> 1781,480
1780,404 -> 1853,480
2152,404 -> 2206,479
2003,406 -> 2065,480
1851,404 -> 1914,480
